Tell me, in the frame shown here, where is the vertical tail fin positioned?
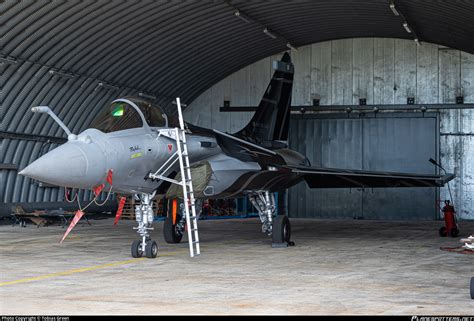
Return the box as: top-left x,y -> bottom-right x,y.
236,52 -> 294,147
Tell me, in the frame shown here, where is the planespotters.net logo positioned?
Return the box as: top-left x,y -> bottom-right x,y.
412,317 -> 474,321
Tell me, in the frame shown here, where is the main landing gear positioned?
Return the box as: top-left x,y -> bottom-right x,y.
131,193 -> 158,258
164,199 -> 184,244
163,199 -> 202,244
249,191 -> 294,248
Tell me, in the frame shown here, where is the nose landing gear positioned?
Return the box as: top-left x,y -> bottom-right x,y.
131,193 -> 158,258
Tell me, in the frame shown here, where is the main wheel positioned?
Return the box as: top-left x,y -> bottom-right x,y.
272,215 -> 291,244
450,227 -> 459,237
439,227 -> 447,237
164,217 -> 183,243
131,240 -> 143,258
470,277 -> 474,299
145,240 -> 158,258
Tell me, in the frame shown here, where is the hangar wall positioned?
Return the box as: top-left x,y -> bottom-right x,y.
184,38 -> 474,220
288,114 -> 438,220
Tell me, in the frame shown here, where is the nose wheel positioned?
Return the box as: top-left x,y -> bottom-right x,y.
131,239 -> 158,258
131,240 -> 143,258
145,240 -> 158,258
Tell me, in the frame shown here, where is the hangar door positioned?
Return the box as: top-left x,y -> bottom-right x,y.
288,114 -> 439,220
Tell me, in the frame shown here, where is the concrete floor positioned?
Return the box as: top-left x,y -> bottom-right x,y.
0,217 -> 473,315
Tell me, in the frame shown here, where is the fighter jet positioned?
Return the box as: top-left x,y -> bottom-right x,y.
19,53 -> 455,258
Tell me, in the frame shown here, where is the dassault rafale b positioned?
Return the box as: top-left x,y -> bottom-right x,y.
20,53 -> 455,258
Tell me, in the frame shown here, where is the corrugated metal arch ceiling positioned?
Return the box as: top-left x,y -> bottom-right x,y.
3,1 -> 474,121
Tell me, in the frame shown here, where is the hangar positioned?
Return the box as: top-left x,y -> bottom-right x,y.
1,0 -> 473,315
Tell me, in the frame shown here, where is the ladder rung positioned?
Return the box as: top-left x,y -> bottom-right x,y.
175,101 -> 201,258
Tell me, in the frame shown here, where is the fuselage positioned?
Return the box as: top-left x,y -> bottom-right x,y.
20,124 -> 308,198
20,97 -> 309,199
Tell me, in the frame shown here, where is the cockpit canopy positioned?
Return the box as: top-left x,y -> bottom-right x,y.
91,97 -> 167,133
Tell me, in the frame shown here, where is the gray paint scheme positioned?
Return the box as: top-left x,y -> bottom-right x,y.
204,153 -> 261,197
18,112 -> 234,196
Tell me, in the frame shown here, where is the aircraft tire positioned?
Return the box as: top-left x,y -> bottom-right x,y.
272,215 -> 291,244
145,240 -> 158,258
471,277 -> 474,299
164,217 -> 183,243
450,227 -> 459,238
439,227 -> 447,237
131,240 -> 143,258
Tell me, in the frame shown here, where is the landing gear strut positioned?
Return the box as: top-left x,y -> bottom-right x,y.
249,191 -> 294,247
164,216 -> 184,243
132,192 -> 158,258
164,199 -> 184,244
164,198 -> 202,244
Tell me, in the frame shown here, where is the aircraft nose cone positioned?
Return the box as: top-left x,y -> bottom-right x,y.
19,142 -> 105,188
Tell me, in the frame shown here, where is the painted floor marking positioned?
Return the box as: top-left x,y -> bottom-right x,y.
0,250 -> 186,287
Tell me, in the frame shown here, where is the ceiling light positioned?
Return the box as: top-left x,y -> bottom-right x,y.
0,56 -> 18,65
97,82 -> 119,91
49,69 -> 76,79
139,92 -> 157,100
234,10 -> 250,23
403,22 -> 412,33
286,43 -> 298,51
263,28 -> 277,39
389,2 -> 400,16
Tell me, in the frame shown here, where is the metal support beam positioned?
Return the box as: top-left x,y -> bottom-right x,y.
0,131 -> 67,144
220,104 -> 474,113
0,54 -> 168,102
389,1 -> 421,46
440,132 -> 474,136
225,1 -> 298,51
0,164 -> 18,170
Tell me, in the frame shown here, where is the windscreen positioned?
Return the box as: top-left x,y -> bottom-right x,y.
90,101 -> 143,133
128,98 -> 167,127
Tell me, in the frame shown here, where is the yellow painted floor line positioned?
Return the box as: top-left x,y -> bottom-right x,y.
0,250 -> 186,287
